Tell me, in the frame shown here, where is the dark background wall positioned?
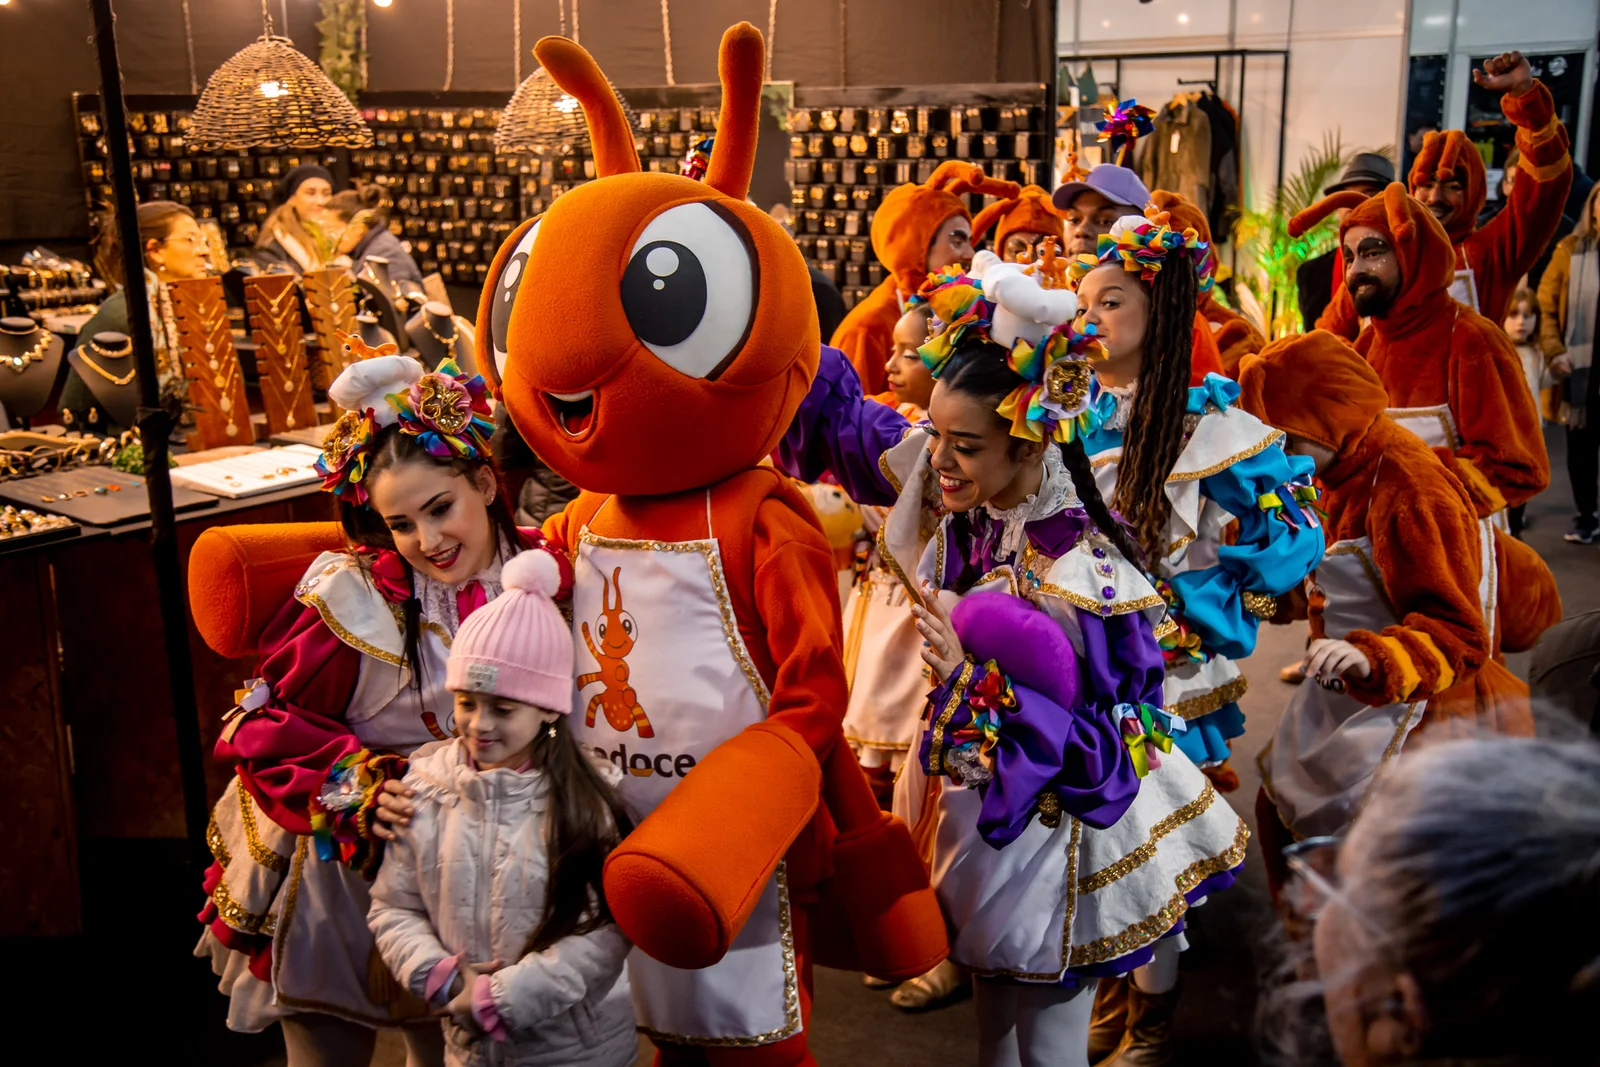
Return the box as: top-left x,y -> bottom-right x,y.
0,0 -> 1050,244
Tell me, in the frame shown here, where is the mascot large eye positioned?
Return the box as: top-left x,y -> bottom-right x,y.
622,202 -> 756,380
488,219 -> 540,384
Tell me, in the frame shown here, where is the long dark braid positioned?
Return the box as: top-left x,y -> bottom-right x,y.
937,336 -> 1139,592
1111,258 -> 1197,562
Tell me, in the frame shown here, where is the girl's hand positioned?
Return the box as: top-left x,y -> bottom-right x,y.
442,958 -> 504,1034
913,582 -> 966,684
1549,355 -> 1573,380
1304,638 -> 1372,692
371,779 -> 416,841
1472,51 -> 1533,95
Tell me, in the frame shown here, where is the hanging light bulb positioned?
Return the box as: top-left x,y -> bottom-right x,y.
258,80 -> 289,99
373,0 -> 393,7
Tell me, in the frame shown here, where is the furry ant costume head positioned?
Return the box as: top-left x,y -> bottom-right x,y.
477,24 -> 817,497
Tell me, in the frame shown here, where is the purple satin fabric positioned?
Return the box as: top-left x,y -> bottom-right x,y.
924,584 -> 1161,848
775,345 -> 908,506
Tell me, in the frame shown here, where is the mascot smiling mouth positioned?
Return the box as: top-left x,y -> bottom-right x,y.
547,389 -> 596,435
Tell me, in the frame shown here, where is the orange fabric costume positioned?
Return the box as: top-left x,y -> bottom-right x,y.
829,162 -> 1018,395
1290,183 -> 1560,656
970,184 -> 1065,252
480,26 -> 944,1064
1237,332 -> 1529,734
1151,190 -> 1267,378
1317,81 -> 1571,337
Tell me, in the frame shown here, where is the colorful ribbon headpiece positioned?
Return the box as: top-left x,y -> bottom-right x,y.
1066,213 -> 1214,293
1095,99 -> 1156,166
919,253 -> 1105,444
315,357 -> 495,503
680,136 -> 714,181
387,358 -> 495,460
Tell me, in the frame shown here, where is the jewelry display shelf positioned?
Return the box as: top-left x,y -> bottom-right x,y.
784,91 -> 1049,310
0,510 -> 81,555
302,268 -> 359,394
246,274 -> 318,433
0,468 -> 217,526
169,276 -> 253,447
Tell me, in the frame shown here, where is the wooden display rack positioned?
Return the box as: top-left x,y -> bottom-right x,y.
168,276 -> 252,448
244,274 -> 317,434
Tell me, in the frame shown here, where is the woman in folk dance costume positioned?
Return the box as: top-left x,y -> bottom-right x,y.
190,354 -> 567,1066
782,254 -> 1249,1066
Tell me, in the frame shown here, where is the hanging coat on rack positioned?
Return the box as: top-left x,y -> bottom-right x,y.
1197,92 -> 1241,242
1137,95 -> 1214,218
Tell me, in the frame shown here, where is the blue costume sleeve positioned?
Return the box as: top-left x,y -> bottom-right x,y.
1165,445 -> 1325,661
773,345 -> 908,507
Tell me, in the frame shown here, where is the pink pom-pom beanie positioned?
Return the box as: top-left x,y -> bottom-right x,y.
445,549 -> 573,713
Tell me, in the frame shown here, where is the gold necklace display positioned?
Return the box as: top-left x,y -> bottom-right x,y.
423,314 -> 459,348
4,332 -> 49,373
79,340 -> 137,386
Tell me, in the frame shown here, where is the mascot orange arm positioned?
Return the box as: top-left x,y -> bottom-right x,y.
481,25 -> 944,981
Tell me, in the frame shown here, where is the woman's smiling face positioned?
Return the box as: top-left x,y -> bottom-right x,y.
365,460 -> 499,584
925,381 -> 1044,514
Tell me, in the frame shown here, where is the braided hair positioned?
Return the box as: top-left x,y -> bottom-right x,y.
936,335 -> 1144,594
1104,257 -> 1197,561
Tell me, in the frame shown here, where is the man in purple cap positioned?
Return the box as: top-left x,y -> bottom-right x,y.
1052,163 -> 1153,256
1053,164 -> 1226,382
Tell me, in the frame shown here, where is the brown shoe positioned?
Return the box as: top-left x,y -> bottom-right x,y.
1099,981 -> 1180,1066
1202,760 -> 1240,793
1088,977 -> 1129,1062
889,959 -> 968,1012
1279,660 -> 1306,684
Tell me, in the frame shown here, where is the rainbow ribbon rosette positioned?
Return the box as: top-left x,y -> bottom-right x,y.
1258,474 -> 1322,532
1116,702 -> 1185,778
1095,99 -> 1156,165
939,659 -> 1017,788
388,358 -> 495,460
1098,217 -> 1214,290
314,407 -> 379,504
1154,577 -> 1208,666
916,273 -> 993,378
996,320 -> 1105,444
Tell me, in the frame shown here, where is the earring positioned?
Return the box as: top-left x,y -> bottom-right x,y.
543,721 -> 557,739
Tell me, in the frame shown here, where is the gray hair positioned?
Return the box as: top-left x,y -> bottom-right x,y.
1341,736 -> 1600,1060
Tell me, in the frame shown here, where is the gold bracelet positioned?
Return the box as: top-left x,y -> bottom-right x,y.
1242,591 -> 1278,620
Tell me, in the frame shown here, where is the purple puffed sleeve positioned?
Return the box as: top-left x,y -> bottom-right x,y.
924,593 -> 1145,847
774,345 -> 908,506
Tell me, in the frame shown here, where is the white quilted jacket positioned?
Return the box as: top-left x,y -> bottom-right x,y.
368,739 -> 636,1067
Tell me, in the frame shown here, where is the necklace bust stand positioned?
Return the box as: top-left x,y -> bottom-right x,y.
405,301 -> 475,373
0,316 -> 67,425
66,331 -> 140,431
356,310 -> 398,352
357,257 -> 411,352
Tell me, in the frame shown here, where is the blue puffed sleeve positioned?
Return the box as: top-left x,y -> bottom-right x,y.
1164,444 -> 1325,661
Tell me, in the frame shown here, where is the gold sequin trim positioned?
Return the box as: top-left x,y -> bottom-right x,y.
1066,818 -> 1250,967
297,591 -> 405,667
1166,673 -> 1248,721
1036,581 -> 1164,617
1242,591 -> 1278,620
207,815 -> 231,868
237,779 -> 290,873
1165,532 -> 1197,558
578,530 -> 772,709
925,661 -> 975,776
635,863 -> 803,1047
209,875 -> 267,934
1079,781 -> 1217,893
879,450 -> 903,494
1086,428 -> 1282,483
875,518 -> 924,608
1152,618 -> 1178,641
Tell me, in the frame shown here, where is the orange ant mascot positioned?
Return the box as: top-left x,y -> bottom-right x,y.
478,24 -> 946,1064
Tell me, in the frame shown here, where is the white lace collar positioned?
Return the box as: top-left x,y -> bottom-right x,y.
1101,381 -> 1138,433
977,445 -> 1080,563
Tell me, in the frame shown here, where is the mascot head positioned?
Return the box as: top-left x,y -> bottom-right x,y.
477,24 -> 818,497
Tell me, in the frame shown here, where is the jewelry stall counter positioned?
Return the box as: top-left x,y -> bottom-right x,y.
0,445 -> 332,936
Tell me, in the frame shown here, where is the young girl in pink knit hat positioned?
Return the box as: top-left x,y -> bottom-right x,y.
368,549 -> 637,1066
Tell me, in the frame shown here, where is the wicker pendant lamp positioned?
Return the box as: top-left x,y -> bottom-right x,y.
189,1 -> 373,151
495,67 -> 638,157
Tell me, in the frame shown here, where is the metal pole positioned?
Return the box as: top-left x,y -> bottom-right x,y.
87,0 -> 211,873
